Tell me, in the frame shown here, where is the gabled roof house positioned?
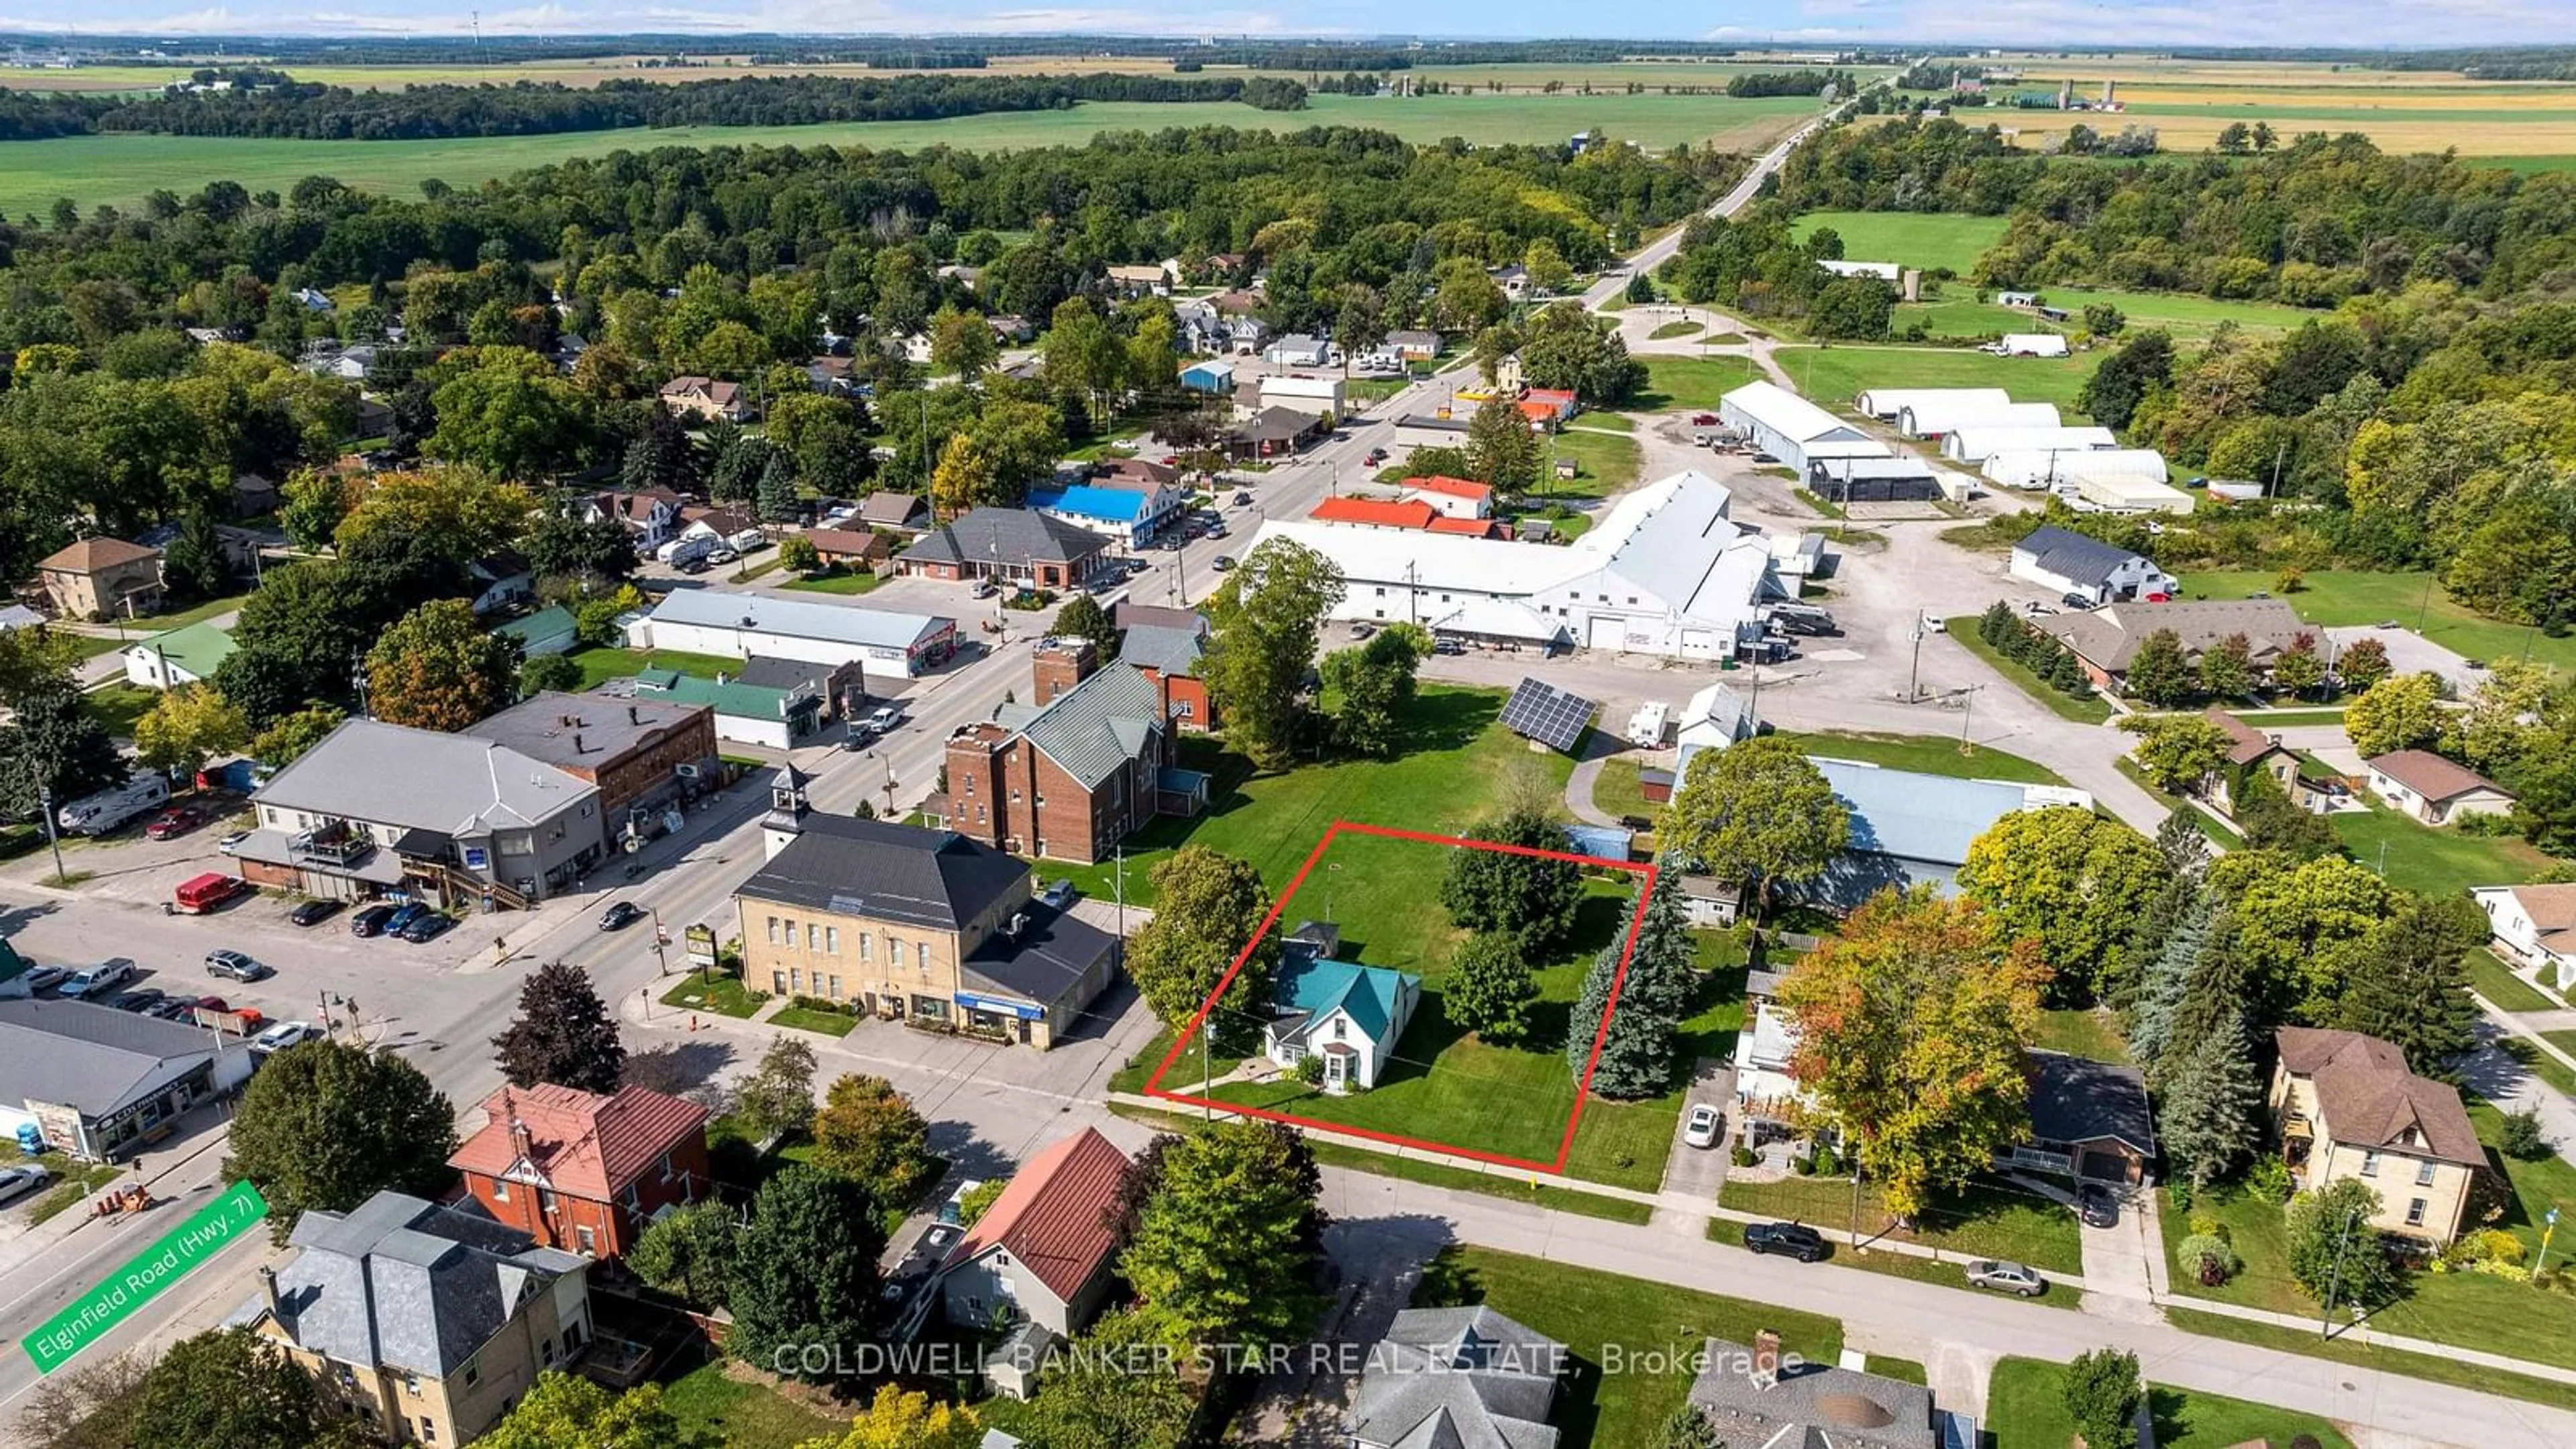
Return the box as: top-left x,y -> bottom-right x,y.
1260,922 -> 1421,1093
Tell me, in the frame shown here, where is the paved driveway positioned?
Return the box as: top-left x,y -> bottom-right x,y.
2079,1183 -> 2165,1325
1659,1059 -> 1735,1208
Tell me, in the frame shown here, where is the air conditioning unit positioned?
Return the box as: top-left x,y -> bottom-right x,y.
675,763 -> 700,779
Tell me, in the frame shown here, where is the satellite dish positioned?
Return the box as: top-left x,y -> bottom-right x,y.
623,835 -> 645,854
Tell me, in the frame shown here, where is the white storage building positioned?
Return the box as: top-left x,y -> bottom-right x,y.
1852,386 -> 2009,421
634,590 -> 958,680
1986,447 -> 2171,492
2070,472 -> 2196,517
1939,423 -> 2117,466
1897,398 -> 2061,439
1247,470 -> 1777,661
1990,333 -> 2070,358
1817,259 -> 1902,280
1260,374 -> 1345,417
1717,381 -> 1887,475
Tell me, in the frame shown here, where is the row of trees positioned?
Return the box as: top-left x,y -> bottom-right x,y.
1657,214 -> 1897,339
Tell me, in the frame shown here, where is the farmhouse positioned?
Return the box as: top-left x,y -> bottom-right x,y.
2472,882 -> 2576,993
929,1126 -> 1132,1339
636,589 -> 958,681
2201,709 -> 2304,818
37,536 -> 163,621
2007,525 -> 2178,604
1260,922 -> 1422,1093
2364,750 -> 2516,826
2034,598 -> 2306,691
1896,398 -> 2060,439
1248,470 -> 1779,660
658,375 -> 753,423
121,621 -> 236,690
1717,380 -> 1888,475
2270,1026 -> 2482,1245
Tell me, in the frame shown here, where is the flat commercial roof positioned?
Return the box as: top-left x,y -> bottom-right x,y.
648,588 -> 951,653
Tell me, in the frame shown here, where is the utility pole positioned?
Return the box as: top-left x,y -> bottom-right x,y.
2319,1206 -> 2363,1335
1958,684 -> 1983,753
35,785 -> 62,883
1907,613 -> 1925,702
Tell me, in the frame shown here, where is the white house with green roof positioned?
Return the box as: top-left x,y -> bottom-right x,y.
121,621 -> 237,690
494,604 -> 578,658
624,668 -> 822,750
1262,922 -> 1421,1092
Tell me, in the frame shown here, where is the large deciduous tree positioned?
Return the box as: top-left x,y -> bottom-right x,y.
808,1073 -> 934,1202
1774,888 -> 2047,1220
1440,803 -> 1586,957
480,1375 -> 712,1449
1321,623 -> 1428,759
364,599 -> 522,731
2342,671 -> 2446,758
133,686 -> 248,782
2122,628 -> 2194,706
1662,737 -> 1848,917
727,1166 -> 888,1377
1017,1308 -> 1195,1449
2285,1178 -> 2397,1307
2209,849 -> 2395,1026
1202,537 -> 1344,772
1956,806 -> 2168,1007
627,1199 -> 741,1311
0,682 -> 130,816
1444,930 -> 1538,1046
734,1034 -> 819,1142
491,959 -> 626,1093
1464,393 -> 1542,505
1120,1118 -> 1326,1351
125,1329 -> 369,1449
223,1038 -> 459,1242
2121,713 -> 2234,796
1124,846 -> 1281,1031
800,1385 -> 987,1449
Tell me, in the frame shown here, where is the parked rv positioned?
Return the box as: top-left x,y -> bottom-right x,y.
56,775 -> 170,835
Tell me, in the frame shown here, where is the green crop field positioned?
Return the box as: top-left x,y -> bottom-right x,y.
0,90 -> 1821,215
1791,210 -> 2007,274
1772,343 -> 2102,413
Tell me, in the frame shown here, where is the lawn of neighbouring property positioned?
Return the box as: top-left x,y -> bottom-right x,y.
2033,1007 -> 2133,1064
2186,568 -> 2576,678
79,682 -> 158,738
656,1356 -> 844,1449
658,972 -> 766,1018
1894,278 -> 2329,342
1633,354 -> 1764,413
561,645 -> 746,691
1412,1246 -> 1843,1449
115,591 -> 250,634
1774,345 -> 2103,415
2159,1102 -> 2576,1373
778,569 -> 885,596
2323,798 -> 2559,896
1986,1356 -> 2354,1449
1942,616 -> 2118,724
1790,211 -> 2008,276
1543,427 -> 1644,494
1772,728 -> 2070,786
2467,949 -> 2565,1014
1720,1173 -> 2085,1275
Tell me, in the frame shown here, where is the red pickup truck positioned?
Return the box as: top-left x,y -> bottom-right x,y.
171,872 -> 250,914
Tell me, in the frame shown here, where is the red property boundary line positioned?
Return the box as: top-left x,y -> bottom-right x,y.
1142,819 -> 1658,1174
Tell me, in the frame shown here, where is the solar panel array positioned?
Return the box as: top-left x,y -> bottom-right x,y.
1499,676 -> 1597,753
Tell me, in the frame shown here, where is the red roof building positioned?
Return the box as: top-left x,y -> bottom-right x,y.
447,1083 -> 712,1261
1426,515 -> 1506,538
932,1126 -> 1132,1336
1399,475 -> 1495,520
1309,496 -> 1442,531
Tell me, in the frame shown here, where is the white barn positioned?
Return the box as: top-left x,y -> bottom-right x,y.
1249,470 -> 1778,661
634,590 -> 957,680
1898,398 -> 2061,439
1990,333 -> 2071,358
1260,374 -> 1346,416
1940,423 -> 2118,465
1852,386 -> 2008,421
1986,446 -> 2171,492
1717,381 -> 1888,474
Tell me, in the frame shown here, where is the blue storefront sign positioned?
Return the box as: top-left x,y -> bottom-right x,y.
954,991 -> 1043,1022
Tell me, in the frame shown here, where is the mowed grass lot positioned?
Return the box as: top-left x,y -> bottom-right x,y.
2186,568 -> 2576,678
1414,1246 -> 1842,1449
1546,427 -> 1644,494
1721,1173 -> 2084,1274
1792,210 -> 2006,275
1986,1357 -> 2353,1449
0,91 -> 1819,215
561,645 -> 743,690
2324,796 -> 2559,896
1774,344 -> 2102,414
1899,278 -> 2329,341
2158,1102 -> 2576,1373
1772,727 -> 2069,785
1634,354 -> 1762,412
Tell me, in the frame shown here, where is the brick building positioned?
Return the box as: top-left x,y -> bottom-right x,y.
897,506 -> 1111,590
1119,619 -> 1214,731
936,640 -> 1210,863
466,692 -> 720,839
447,1082 -> 712,1260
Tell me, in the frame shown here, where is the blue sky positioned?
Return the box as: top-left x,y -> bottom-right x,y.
0,2 -> 2570,47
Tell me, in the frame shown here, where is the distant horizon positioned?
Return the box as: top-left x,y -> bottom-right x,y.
0,4 -> 2571,52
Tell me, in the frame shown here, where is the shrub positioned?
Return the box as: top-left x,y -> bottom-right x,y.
2179,1232 -> 2241,1286
2247,1155 -> 2294,1203
1296,1054 -> 1326,1087
2274,565 -> 2305,594
1794,1151 -> 1817,1176
2062,1347 -> 2143,1449
2187,1212 -> 2230,1243
1811,1140 -> 1840,1176
1731,1144 -> 1758,1169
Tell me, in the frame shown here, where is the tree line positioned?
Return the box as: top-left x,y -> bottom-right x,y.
67,71 -> 1306,143
1725,67 -> 1858,97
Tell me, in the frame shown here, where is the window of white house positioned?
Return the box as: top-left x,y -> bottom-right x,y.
2416,1159 -> 2436,1187
2360,1150 -> 2381,1177
2406,1197 -> 2427,1227
766,916 -> 781,944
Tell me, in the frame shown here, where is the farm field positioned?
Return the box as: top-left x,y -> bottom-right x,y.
1791,210 -> 2006,275
1773,343 -> 2101,413
0,90 -> 1820,215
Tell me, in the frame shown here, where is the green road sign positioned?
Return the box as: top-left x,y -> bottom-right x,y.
20,1180 -> 269,1375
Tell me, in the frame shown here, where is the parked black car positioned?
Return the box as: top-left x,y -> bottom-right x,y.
399,912 -> 453,944
2079,1183 -> 2118,1228
105,989 -> 166,1014
1743,1221 -> 1828,1263
350,904 -> 399,938
598,902 -> 645,932
288,899 -> 341,928
380,902 -> 429,936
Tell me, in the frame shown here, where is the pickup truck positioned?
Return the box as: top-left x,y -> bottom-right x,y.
61,958 -> 138,1000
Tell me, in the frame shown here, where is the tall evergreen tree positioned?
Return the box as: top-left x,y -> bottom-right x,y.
2129,884 -> 2215,1082
492,959 -> 627,1093
2158,1006 -> 2262,1189
2162,915 -> 2252,1086
1564,869 -> 1703,1099
753,449 -> 801,524
2335,896 -> 2481,1081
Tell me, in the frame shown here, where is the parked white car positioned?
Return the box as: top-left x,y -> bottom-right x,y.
253,1020 -> 322,1053
1683,1103 -> 1723,1149
0,1163 -> 52,1207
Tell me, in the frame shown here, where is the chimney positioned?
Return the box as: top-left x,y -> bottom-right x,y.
256,1265 -> 281,1321
1751,1329 -> 1782,1389
508,1113 -> 533,1163
1008,911 -> 1028,941
1031,638 -> 1097,706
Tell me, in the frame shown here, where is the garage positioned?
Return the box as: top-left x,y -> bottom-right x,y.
1587,616 -> 1629,651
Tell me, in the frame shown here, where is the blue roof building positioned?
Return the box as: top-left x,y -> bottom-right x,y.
1262,922 -> 1421,1092
1028,482 -> 1181,547
1808,758 -> 2051,910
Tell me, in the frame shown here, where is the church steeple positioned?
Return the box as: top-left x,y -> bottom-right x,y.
761,761 -> 810,860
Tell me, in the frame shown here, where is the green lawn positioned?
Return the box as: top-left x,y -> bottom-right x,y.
2243,706 -> 2349,726
770,1006 -> 859,1037
780,568 -> 885,596
0,91 -> 1820,215
1776,345 -> 2103,414
2500,1036 -> 2576,1101
1301,1138 -> 1654,1226
17,1156 -> 127,1226
1590,757 -> 1658,824
562,645 -> 745,691
1792,211 -> 2008,275
1772,728 -> 2068,785
657,1356 -> 843,1449
1634,354 -> 1763,412
2166,1304 -> 2576,1414
1544,427 -> 1643,495
2325,798 -> 2558,896
1048,686 -> 1572,906
2160,1102 -> 2576,1373
1578,411 -> 1635,432
1896,283 -> 2324,343
2034,1007 -> 2132,1064
1413,1246 -> 1842,1449
117,591 -> 250,633
2187,569 -> 2576,678
1986,1357 -> 2353,1449
1943,616 -> 2117,724
80,682 -> 157,738
1721,1173 -> 2084,1275
659,973 -> 766,1018
1647,319 -> 1703,341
